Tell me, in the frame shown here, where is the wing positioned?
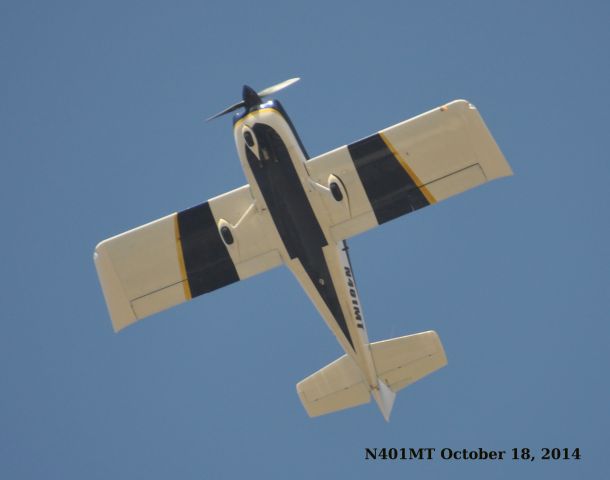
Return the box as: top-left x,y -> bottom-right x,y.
305,99 -> 512,240
94,185 -> 282,332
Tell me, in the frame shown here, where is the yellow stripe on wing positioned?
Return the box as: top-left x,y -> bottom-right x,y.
379,132 -> 436,204
173,214 -> 192,300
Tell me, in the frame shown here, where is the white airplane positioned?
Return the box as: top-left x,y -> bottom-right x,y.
94,78 -> 512,420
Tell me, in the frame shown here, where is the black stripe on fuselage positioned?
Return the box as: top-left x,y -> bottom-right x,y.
234,100 -> 310,159
245,122 -> 354,350
348,134 -> 430,224
177,202 -> 239,297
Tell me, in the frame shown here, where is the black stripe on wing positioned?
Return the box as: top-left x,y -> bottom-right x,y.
177,202 -> 239,298
348,134 -> 430,224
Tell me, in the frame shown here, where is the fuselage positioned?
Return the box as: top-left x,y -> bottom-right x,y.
232,100 -> 379,390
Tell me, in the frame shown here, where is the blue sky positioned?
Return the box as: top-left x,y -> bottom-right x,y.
1,1 -> 608,478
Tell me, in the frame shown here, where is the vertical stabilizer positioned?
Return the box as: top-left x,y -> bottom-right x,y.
372,379 -> 396,421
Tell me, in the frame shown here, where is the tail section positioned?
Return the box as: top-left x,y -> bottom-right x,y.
296,331 -> 447,420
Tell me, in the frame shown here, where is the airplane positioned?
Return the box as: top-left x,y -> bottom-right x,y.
94,78 -> 512,421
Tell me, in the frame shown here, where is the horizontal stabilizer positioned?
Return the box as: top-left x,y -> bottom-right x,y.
296,355 -> 370,418
371,331 -> 447,393
297,330 -> 447,418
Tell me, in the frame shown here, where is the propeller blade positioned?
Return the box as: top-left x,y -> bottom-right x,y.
206,100 -> 245,122
257,77 -> 300,98
207,77 -> 300,121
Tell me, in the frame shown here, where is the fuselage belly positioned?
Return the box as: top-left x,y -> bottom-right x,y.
233,102 -> 378,389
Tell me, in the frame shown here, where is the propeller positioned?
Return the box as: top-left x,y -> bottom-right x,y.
207,77 -> 300,121
257,77 -> 300,97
